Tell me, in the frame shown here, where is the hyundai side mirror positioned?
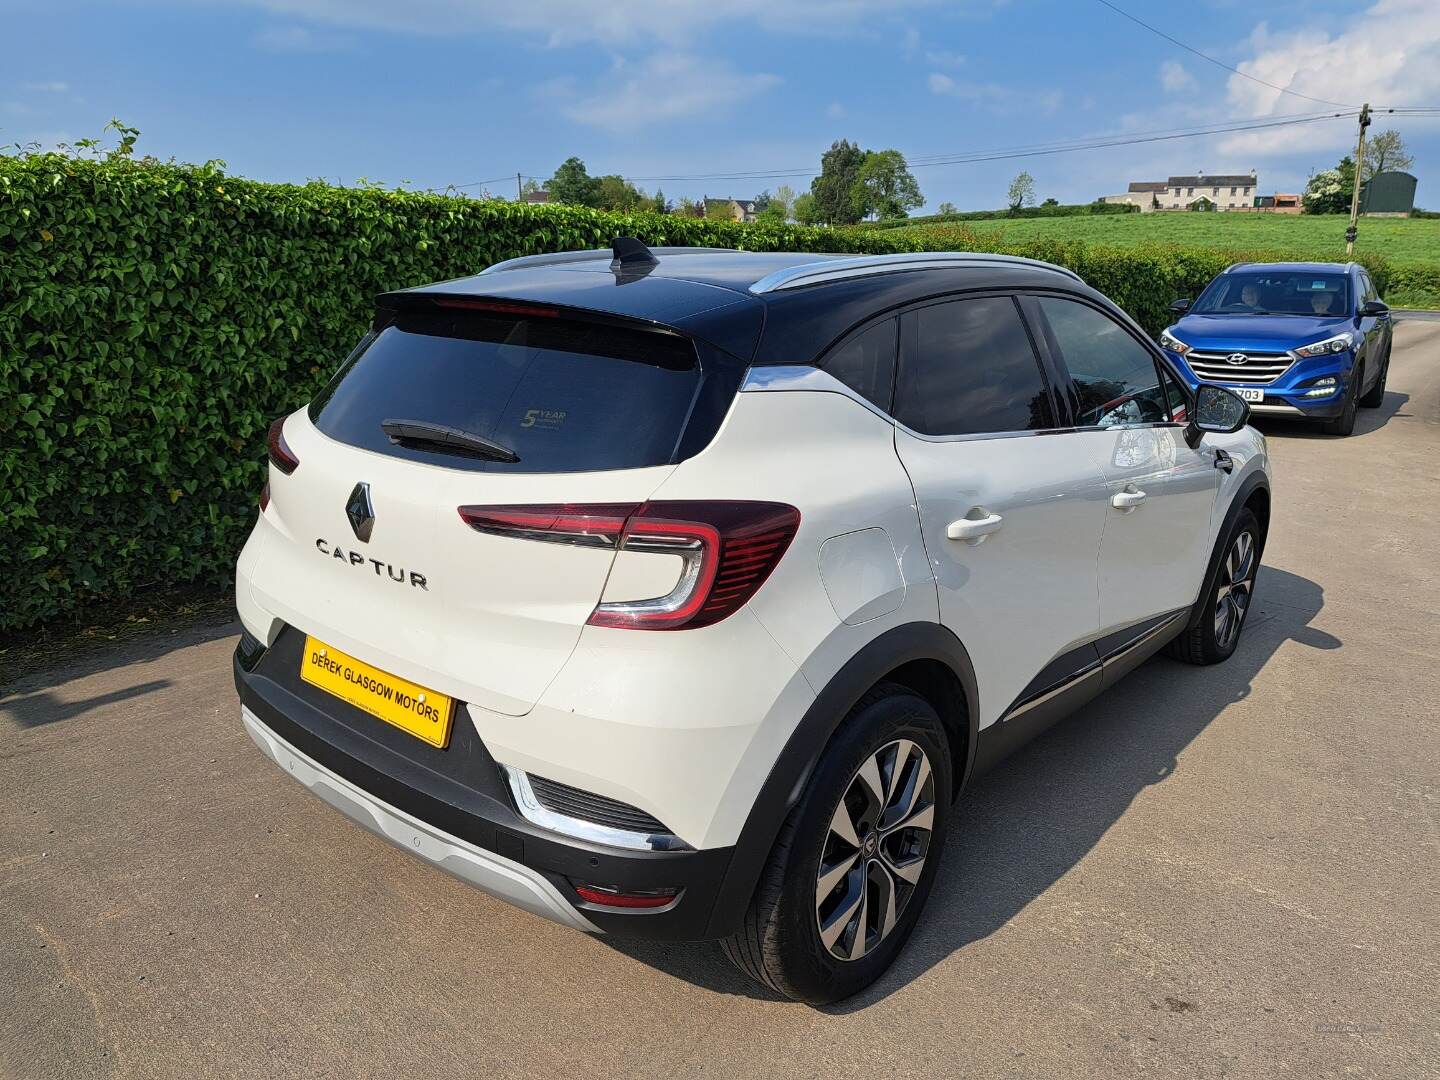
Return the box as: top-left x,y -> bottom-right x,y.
1185,384 -> 1250,448
1360,299 -> 1389,318
1169,297 -> 1191,313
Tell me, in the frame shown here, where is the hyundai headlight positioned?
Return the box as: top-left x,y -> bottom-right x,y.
1159,329 -> 1191,356
1294,332 -> 1356,358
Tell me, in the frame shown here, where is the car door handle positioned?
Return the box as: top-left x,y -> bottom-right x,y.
1111,488 -> 1147,511
947,512 -> 1004,542
1214,449 -> 1234,473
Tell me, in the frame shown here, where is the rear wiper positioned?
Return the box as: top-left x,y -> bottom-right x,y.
380,419 -> 520,463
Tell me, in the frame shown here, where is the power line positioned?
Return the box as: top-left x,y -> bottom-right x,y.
454,173 -> 531,190
617,111 -> 1356,183
1090,0 -> 1359,110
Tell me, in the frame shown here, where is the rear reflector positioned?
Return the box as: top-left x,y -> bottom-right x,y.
457,500 -> 801,630
267,417 -> 300,475
573,884 -> 679,910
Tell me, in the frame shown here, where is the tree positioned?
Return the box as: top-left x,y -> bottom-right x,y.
650,188 -> 670,214
1364,129 -> 1413,180
792,191 -> 819,225
674,197 -> 703,218
1041,197 -> 1059,207
853,149 -> 924,220
548,157 -> 602,207
519,177 -> 543,198
595,174 -> 644,212
773,184 -> 796,220
809,139 -> 866,225
936,201 -> 958,216
704,198 -> 736,221
1007,171 -> 1036,211
1303,155 -> 1355,214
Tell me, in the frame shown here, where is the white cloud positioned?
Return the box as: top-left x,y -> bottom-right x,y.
901,26 -> 964,66
928,71 -> 1060,113
1160,60 -> 1196,94
1219,0 -> 1440,156
22,81 -> 69,93
242,0 -> 938,46
253,24 -> 353,51
552,54 -> 780,134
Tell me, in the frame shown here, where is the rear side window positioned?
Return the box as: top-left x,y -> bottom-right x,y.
1036,297 -> 1169,428
311,307 -> 712,473
895,296 -> 1054,437
823,317 -> 897,410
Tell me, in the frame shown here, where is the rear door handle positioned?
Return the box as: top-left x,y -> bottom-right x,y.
947,512 -> 1004,542
1111,488 -> 1147,511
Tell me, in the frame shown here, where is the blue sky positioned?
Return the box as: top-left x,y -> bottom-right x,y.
3,0 -> 1437,210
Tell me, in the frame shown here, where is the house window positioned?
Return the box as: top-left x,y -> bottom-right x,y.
1187,187 -> 1195,195
1230,186 -> 1237,195
1212,187 -> 1219,195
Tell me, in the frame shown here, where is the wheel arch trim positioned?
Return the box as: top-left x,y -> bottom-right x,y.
703,621 -> 979,938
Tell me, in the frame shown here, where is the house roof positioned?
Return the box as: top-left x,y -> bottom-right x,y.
703,197 -> 756,207
1127,181 -> 1168,192
1166,174 -> 1255,187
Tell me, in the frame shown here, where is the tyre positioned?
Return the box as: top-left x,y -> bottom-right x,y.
1167,508 -> 1261,666
1358,345 -> 1388,408
1321,363 -> 1361,436
721,684 -> 951,1005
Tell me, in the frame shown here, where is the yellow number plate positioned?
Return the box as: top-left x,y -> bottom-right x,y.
300,636 -> 454,749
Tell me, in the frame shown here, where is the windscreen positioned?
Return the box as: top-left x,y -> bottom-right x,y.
1192,271 -> 1351,317
310,306 -> 707,473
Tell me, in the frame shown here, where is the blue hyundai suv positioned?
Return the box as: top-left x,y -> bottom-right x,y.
1159,262 -> 1392,436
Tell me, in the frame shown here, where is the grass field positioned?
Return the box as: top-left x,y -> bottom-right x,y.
882,212 -> 1440,308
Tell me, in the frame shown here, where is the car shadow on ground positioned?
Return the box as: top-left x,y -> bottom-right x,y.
0,614 -> 238,703
600,565 -> 1334,1008
1250,389 -> 1409,440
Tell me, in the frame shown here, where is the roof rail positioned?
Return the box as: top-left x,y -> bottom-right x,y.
747,251 -> 1084,294
481,246 -> 738,275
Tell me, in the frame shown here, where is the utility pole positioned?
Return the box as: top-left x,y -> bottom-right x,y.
1345,103 -> 1371,257
517,173 -> 523,202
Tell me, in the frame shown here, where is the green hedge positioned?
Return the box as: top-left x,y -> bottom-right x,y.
0,152 -> 1392,630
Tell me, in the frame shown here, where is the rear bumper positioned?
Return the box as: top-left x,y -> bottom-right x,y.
234,628 -> 743,940
242,705 -> 599,932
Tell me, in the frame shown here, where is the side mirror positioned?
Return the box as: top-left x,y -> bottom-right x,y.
1185,384 -> 1250,448
1169,297 -> 1191,313
1360,299 -> 1389,318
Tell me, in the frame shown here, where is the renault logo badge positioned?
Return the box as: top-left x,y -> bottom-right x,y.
1225,352 -> 1249,366
346,482 -> 375,543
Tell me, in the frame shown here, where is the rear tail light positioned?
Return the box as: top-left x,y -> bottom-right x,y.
267,417 -> 300,475
457,500 -> 801,630
572,883 -> 680,910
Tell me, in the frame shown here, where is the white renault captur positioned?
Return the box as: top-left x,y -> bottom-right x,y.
235,240 -> 1271,1004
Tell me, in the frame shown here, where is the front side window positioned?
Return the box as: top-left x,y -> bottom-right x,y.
1035,297 -> 1169,428
894,296 -> 1054,437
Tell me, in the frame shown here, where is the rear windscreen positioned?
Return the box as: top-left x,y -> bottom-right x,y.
310,307 -> 709,473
